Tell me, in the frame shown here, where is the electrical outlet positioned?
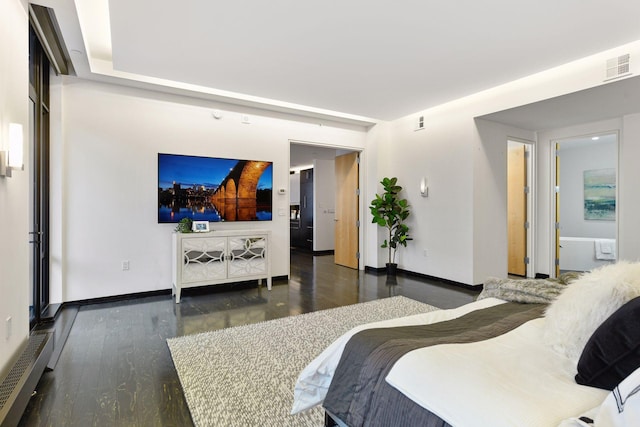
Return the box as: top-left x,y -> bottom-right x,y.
6,316 -> 12,340
423,249 -> 427,257
122,260 -> 130,271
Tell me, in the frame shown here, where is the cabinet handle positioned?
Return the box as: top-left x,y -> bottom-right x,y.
303,196 -> 306,209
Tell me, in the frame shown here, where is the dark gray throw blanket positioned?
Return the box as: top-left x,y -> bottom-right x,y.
323,302 -> 547,427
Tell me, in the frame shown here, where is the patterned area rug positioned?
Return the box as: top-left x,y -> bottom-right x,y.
167,296 -> 438,427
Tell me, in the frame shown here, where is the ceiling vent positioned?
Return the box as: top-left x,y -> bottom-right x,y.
604,54 -> 631,81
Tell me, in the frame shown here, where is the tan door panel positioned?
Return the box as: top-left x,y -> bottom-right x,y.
334,152 -> 359,269
508,144 -> 527,276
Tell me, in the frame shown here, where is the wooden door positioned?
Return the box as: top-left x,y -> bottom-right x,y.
334,152 -> 359,269
507,144 -> 527,276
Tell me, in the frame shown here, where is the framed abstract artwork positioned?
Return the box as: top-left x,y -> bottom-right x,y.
584,168 -> 616,221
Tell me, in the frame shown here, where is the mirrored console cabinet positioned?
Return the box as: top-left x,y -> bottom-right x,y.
172,230 -> 272,303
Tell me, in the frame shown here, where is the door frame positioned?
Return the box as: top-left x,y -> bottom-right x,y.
28,24 -> 51,326
289,140 -> 365,269
507,138 -> 535,278
550,131 -> 619,277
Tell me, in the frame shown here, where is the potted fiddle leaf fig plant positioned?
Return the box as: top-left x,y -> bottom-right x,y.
369,177 -> 412,279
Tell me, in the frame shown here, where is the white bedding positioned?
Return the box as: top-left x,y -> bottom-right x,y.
291,297 -> 506,414
386,318 -> 609,427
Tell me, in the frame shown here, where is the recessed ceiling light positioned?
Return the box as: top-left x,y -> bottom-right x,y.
592,136 -> 600,140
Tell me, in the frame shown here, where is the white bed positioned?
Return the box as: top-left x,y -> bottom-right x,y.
292,298 -> 607,426
292,262 -> 640,427
291,297 -> 506,414
386,317 -> 607,426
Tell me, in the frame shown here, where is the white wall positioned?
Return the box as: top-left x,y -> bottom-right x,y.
559,139 -> 617,238
384,113 -> 535,285
474,121 -> 536,281
363,121 -> 392,268
618,113 -> 640,262
0,0 -> 29,377
313,159 -> 336,251
52,80 -> 366,302
48,73 -> 65,304
388,113 -> 475,282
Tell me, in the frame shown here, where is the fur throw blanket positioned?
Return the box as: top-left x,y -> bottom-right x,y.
478,276 -> 569,304
543,261 -> 640,364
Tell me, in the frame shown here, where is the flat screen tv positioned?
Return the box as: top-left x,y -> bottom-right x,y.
158,153 -> 273,223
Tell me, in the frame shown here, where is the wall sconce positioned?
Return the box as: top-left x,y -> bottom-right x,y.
1,123 -> 24,178
420,177 -> 429,197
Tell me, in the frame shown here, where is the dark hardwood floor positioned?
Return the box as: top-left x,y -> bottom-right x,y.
19,251 -> 479,426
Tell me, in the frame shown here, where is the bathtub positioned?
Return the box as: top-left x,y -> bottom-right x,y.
559,237 -> 616,272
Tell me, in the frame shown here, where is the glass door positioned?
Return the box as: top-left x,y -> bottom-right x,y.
29,24 -> 51,326
29,98 -> 36,324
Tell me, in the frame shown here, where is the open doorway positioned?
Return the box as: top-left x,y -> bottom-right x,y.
554,133 -> 618,275
507,140 -> 534,277
289,142 -> 361,269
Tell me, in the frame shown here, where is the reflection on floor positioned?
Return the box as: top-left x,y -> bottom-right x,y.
19,251 -> 479,426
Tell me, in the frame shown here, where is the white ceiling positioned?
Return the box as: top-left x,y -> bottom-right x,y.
480,74 -> 640,131
557,132 -> 618,150
290,144 -> 339,170
45,0 -> 640,122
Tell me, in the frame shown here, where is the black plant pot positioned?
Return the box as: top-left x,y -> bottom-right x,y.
386,263 -> 398,285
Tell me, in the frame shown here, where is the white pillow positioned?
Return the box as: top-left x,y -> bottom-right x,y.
595,366 -> 640,427
543,261 -> 640,365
